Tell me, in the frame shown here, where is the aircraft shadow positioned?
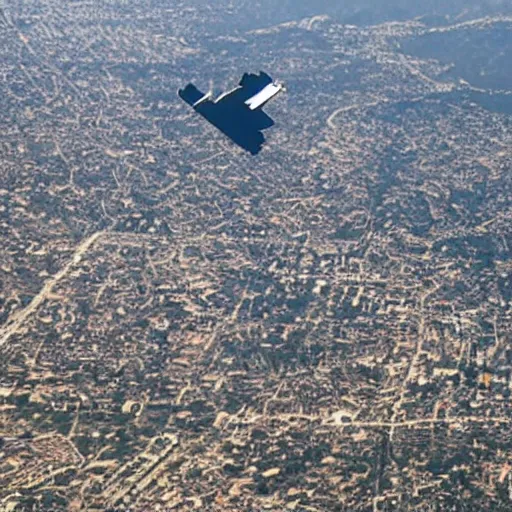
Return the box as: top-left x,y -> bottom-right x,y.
179,72 -> 277,155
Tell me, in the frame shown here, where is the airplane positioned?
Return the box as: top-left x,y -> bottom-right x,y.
179,72 -> 285,155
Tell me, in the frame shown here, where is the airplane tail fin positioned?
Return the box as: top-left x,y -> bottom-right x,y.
179,84 -> 212,108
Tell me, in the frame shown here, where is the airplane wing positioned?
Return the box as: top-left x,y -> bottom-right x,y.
238,71 -> 273,100
245,82 -> 284,110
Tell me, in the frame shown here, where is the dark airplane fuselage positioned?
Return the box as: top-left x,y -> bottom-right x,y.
179,72 -> 280,155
